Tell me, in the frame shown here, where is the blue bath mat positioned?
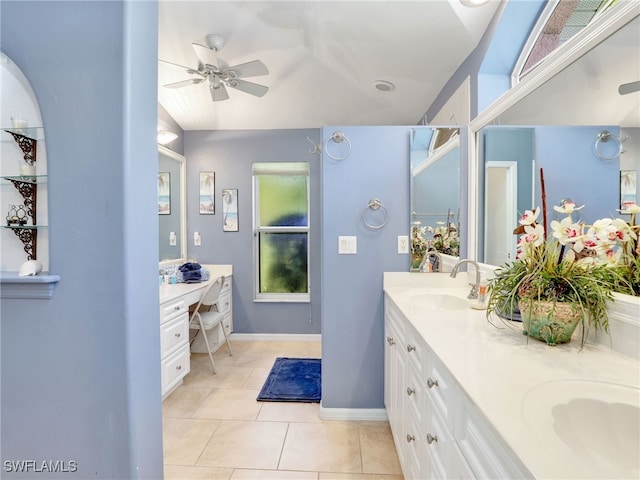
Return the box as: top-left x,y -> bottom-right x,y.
257,357 -> 321,403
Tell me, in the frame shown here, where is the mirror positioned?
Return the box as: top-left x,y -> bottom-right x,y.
475,14 -> 639,264
410,127 -> 461,271
158,145 -> 186,262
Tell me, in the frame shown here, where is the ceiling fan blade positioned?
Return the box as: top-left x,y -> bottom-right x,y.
192,43 -> 219,68
222,59 -> 269,78
226,79 -> 269,97
163,78 -> 204,89
210,82 -> 230,102
619,81 -> 640,95
159,59 -> 194,71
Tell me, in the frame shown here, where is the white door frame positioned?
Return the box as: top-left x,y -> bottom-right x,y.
484,161 -> 518,265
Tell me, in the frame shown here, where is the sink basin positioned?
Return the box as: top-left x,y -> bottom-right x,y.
521,379 -> 640,479
409,292 -> 469,310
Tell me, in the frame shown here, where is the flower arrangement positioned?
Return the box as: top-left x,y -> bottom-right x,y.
487,197 -> 638,347
411,220 -> 460,269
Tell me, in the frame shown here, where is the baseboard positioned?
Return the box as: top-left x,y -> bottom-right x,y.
319,404 -> 388,421
229,333 -> 322,342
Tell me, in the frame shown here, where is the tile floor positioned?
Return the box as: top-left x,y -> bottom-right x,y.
162,340 -> 403,480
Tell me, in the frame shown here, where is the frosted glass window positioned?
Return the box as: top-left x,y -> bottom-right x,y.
253,163 -> 309,301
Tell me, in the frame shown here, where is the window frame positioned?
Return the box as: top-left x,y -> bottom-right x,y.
252,162 -> 310,303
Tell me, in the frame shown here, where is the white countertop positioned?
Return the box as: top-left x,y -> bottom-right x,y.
159,264 -> 232,305
383,272 -> 640,480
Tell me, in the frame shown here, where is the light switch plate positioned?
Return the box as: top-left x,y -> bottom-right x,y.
169,231 -> 176,246
194,232 -> 201,246
338,236 -> 357,254
397,235 -> 409,254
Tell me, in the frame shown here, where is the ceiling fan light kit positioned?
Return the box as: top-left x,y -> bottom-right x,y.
160,33 -> 269,102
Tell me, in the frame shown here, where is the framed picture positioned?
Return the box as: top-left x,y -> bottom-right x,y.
199,172 -> 215,214
222,188 -> 239,232
620,170 -> 637,210
158,172 -> 170,215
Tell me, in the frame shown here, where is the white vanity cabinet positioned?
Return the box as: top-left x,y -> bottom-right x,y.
384,294 -> 529,480
160,297 -> 190,398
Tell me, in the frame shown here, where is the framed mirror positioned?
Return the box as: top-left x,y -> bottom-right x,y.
410,127 -> 461,271
158,145 -> 186,263
471,12 -> 639,264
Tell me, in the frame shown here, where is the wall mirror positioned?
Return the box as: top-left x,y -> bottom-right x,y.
410,126 -> 461,271
474,13 -> 639,265
158,145 -> 186,263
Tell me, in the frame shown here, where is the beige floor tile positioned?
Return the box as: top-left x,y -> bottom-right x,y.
163,464 -> 232,480
257,402 -> 322,423
230,469 -> 318,480
184,366 -> 254,389
279,422 -> 362,473
162,417 -> 220,466
197,420 -> 288,470
243,367 -> 272,389
192,388 -> 263,421
358,423 -> 402,475
163,387 -> 212,418
318,474 -> 403,480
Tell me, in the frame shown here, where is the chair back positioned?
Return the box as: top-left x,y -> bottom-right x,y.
194,275 -> 225,311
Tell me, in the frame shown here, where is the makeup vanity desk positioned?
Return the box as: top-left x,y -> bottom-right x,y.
159,264 -> 233,399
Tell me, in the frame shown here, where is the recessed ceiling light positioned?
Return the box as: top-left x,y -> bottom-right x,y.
373,80 -> 396,92
460,0 -> 490,6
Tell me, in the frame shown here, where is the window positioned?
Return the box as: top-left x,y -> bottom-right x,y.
253,162 -> 310,302
514,0 -> 617,84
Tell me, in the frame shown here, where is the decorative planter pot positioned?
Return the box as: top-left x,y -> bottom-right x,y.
518,299 -> 582,346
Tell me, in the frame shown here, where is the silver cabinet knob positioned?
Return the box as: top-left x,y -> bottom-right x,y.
174,306 -> 180,311
176,365 -> 182,371
427,433 -> 438,444
406,344 -> 416,353
387,336 -> 395,346
427,378 -> 439,388
406,387 -> 415,396
175,332 -> 181,338
406,434 -> 415,443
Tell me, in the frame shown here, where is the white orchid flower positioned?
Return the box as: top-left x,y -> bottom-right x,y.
553,201 -> 585,215
519,207 -> 540,226
550,217 -> 583,246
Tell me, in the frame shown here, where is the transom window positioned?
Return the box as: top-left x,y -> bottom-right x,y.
252,162 -> 310,302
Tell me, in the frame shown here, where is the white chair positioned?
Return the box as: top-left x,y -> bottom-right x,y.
189,275 -> 232,373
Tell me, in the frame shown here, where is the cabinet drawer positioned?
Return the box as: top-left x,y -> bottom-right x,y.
404,323 -> 425,374
160,312 -> 189,358
424,354 -> 457,428
218,291 -> 231,315
161,343 -> 190,394
161,299 -> 187,323
222,276 -> 231,292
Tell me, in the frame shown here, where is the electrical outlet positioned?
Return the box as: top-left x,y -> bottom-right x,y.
397,235 -> 409,254
169,231 -> 176,246
194,232 -> 201,246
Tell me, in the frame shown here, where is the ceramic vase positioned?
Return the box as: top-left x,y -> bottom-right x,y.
518,299 -> 582,346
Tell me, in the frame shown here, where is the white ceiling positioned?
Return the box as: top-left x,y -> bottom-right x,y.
158,0 -> 500,131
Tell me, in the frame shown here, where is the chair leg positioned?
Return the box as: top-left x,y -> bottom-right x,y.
196,313 -> 217,374
220,322 -> 233,356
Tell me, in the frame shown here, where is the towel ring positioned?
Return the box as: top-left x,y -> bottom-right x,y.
594,130 -> 623,161
325,131 -> 351,161
361,198 -> 388,229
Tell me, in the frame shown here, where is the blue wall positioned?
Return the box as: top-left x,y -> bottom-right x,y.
321,126 -> 410,409
1,1 -> 163,477
536,126 -> 620,223
184,129 -> 322,335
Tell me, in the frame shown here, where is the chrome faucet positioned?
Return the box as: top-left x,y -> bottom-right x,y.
450,259 -> 481,299
419,250 -> 442,272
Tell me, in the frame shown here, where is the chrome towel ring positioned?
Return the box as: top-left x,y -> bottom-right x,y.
594,130 -> 624,161
325,131 -> 351,160
361,198 -> 388,229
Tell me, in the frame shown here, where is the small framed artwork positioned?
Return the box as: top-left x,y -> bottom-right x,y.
222,188 -> 239,232
199,172 -> 215,214
620,170 -> 637,209
158,172 -> 170,215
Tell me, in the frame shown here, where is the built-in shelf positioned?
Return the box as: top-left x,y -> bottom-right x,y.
0,271 -> 60,299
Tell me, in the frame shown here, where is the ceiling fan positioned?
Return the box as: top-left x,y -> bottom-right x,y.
160,33 -> 269,102
619,80 -> 640,95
